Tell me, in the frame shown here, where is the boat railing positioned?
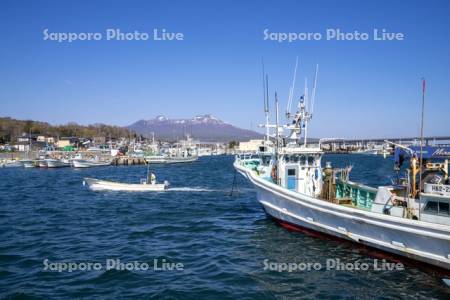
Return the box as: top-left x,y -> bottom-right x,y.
236,153 -> 258,161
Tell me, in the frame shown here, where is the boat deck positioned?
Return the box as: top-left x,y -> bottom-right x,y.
237,158 -> 377,211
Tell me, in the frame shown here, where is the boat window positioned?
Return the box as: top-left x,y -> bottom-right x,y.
262,156 -> 271,165
288,169 -> 296,176
424,201 -> 438,213
284,156 -> 290,163
300,156 -> 306,166
308,156 -> 314,166
292,155 -> 299,163
439,202 -> 450,215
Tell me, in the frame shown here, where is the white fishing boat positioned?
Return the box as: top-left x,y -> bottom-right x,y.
46,158 -> 71,168
350,149 -> 379,155
235,69 -> 450,271
0,159 -> 22,168
37,160 -> 47,168
21,160 -> 36,168
83,162 -> 169,191
72,158 -> 111,168
145,152 -> 198,164
351,147 -> 391,156
165,156 -> 198,163
145,154 -> 170,164
83,177 -> 169,191
144,133 -> 198,164
21,130 -> 35,168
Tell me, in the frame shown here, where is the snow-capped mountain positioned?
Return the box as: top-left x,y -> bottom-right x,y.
128,114 -> 262,142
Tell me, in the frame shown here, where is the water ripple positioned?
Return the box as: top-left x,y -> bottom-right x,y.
1,155 -> 449,299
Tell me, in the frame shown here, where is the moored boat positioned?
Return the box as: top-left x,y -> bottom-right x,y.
145,155 -> 170,164
145,154 -> 198,164
21,160 -> 36,168
235,68 -> 450,271
46,159 -> 71,168
72,159 -> 111,168
38,160 -> 48,168
0,160 -> 22,168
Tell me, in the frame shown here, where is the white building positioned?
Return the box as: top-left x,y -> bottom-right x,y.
236,139 -> 266,153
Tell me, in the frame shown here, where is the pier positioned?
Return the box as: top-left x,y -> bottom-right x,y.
112,156 -> 147,166
316,136 -> 450,153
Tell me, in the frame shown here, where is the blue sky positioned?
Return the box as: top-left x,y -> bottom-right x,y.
1,0 -> 449,138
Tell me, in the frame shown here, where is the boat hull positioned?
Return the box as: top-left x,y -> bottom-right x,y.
234,161 -> 450,270
38,160 -> 47,168
146,156 -> 198,164
46,159 -> 70,168
22,160 -> 36,168
73,160 -> 111,168
1,161 -> 23,168
83,178 -> 168,191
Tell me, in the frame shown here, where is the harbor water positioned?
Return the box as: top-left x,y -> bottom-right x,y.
0,155 -> 449,299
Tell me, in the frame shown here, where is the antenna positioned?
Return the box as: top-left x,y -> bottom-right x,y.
262,58 -> 268,113
310,64 -> 319,115
304,77 -> 308,111
286,57 -> 299,119
261,59 -> 270,141
275,92 -> 280,158
275,92 -> 279,133
265,74 -> 269,113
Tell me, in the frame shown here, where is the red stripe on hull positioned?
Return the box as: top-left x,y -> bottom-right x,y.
269,215 -> 450,278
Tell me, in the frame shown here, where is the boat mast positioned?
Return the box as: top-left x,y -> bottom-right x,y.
275,92 -> 280,183
286,57 -> 299,121
303,64 -> 318,146
418,78 -> 426,220
28,127 -> 31,159
265,75 -> 270,142
262,59 -> 270,142
310,64 -> 319,116
303,65 -> 319,147
303,78 -> 309,146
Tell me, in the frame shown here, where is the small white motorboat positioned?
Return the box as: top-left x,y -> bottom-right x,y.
83,177 -> 169,191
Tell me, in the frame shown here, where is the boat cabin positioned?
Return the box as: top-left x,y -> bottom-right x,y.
276,147 -> 323,197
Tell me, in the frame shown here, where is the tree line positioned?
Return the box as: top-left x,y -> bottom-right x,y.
0,117 -> 138,143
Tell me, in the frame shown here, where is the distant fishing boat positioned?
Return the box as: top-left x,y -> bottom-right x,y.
21,160 -> 36,168
351,147 -> 391,156
46,159 -> 71,168
350,149 -> 379,155
37,160 -> 47,168
146,155 -> 198,164
235,68 -> 450,270
72,159 -> 111,168
0,160 -> 22,168
146,136 -> 198,164
144,133 -> 198,164
145,155 -> 170,164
